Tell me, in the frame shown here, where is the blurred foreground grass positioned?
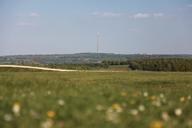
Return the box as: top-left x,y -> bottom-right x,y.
0,71 -> 192,128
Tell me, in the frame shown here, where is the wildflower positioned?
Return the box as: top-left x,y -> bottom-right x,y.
41,119 -> 53,128
162,98 -> 167,104
159,93 -> 164,99
47,91 -> 51,95
150,96 -> 157,101
30,92 -> 35,96
12,102 -> 21,116
130,109 -> 138,116
150,120 -> 163,128
180,97 -> 186,102
96,104 -> 104,111
161,112 -> 169,121
152,100 -> 161,107
174,108 -> 182,116
143,92 -> 148,97
138,105 -> 145,112
4,114 -> 13,122
57,99 -> 65,106
132,91 -> 140,97
47,111 -> 55,118
121,92 -> 127,97
106,108 -> 120,123
112,103 -> 123,113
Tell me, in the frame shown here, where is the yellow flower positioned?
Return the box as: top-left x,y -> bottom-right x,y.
150,96 -> 157,101
112,103 -> 122,113
180,97 -> 186,102
47,111 -> 55,118
132,91 -> 140,97
150,121 -> 163,128
121,92 -> 127,97
112,103 -> 120,109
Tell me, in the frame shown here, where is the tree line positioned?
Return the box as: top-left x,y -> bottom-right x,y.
102,58 -> 192,72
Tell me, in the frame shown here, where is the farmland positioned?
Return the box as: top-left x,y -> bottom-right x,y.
0,70 -> 192,128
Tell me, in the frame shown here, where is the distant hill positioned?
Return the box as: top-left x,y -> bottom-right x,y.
0,53 -> 192,65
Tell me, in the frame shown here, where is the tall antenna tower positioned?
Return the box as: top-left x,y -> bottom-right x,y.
97,32 -> 100,58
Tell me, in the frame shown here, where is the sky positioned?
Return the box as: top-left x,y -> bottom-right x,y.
0,0 -> 192,55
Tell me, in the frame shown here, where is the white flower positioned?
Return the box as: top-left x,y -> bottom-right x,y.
96,104 -> 104,111
57,99 -> 65,106
143,92 -> 148,97
106,108 -> 120,123
175,108 -> 182,116
160,93 -> 164,99
47,91 -> 51,95
152,100 -> 161,107
4,114 -> 13,122
12,102 -> 21,116
30,92 -> 35,96
138,105 -> 145,112
130,109 -> 138,116
41,119 -> 53,128
161,112 -> 169,121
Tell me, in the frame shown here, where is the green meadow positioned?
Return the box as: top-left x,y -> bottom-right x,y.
0,70 -> 192,128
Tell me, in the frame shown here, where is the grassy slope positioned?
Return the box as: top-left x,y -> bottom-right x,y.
0,71 -> 192,128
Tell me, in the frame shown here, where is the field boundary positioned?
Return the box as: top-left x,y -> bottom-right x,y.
0,65 -> 77,72
0,65 -> 125,72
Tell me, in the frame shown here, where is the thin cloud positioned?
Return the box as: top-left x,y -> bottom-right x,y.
16,12 -> 40,17
132,12 -> 164,19
16,12 -> 40,27
92,12 -> 122,17
30,12 -> 40,17
153,13 -> 164,17
16,22 -> 34,27
133,13 -> 150,19
92,11 -> 164,19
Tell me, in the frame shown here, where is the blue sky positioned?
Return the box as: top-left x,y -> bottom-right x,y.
0,0 -> 192,55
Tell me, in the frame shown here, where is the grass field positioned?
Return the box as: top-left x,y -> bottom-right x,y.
0,70 -> 192,128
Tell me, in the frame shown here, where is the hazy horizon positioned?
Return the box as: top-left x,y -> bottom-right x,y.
1,0 -> 192,55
